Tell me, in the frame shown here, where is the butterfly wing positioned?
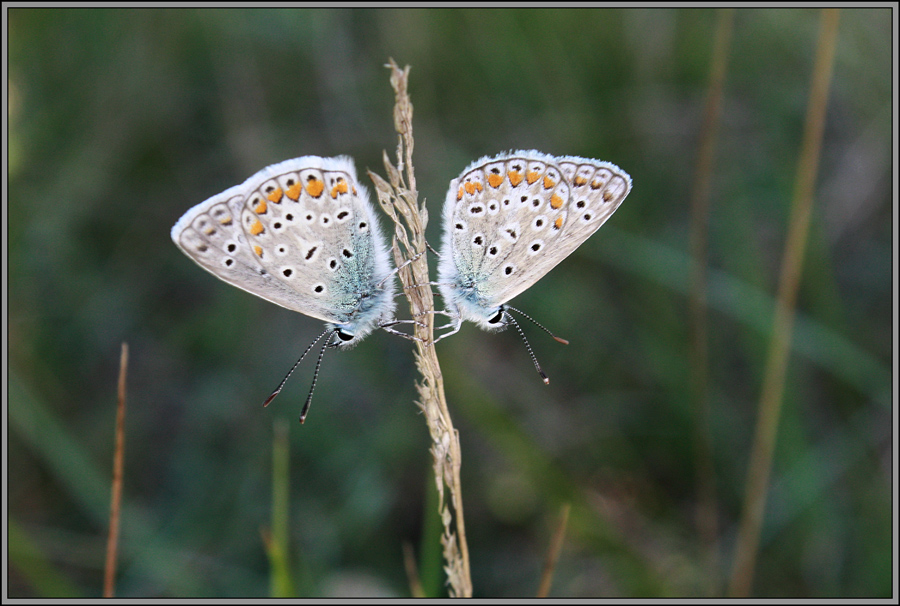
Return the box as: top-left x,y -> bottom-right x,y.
439,151 -> 631,309
171,156 -> 394,326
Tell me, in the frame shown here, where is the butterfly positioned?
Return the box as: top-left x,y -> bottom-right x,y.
436,150 -> 632,381
171,156 -> 399,421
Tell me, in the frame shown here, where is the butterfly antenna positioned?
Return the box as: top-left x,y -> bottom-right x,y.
298,330 -> 336,424
263,328 -> 330,409
505,306 -> 569,345
504,311 -> 550,384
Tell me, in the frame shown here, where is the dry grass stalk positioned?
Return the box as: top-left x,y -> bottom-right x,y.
536,503 -> 571,597
687,8 -> 734,593
103,342 -> 128,598
402,541 -> 426,598
367,59 -> 473,598
728,8 -> 841,597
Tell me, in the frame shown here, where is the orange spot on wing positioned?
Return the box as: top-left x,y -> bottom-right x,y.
543,176 -> 556,189
250,219 -> 264,236
253,199 -> 268,214
457,186 -> 464,201
306,178 -> 324,198
219,217 -> 233,225
487,173 -> 504,188
508,170 -> 523,187
574,176 -> 587,186
550,194 -> 564,209
330,180 -> 348,199
475,182 -> 483,192
590,180 -> 604,190
254,245 -> 263,257
464,182 -> 477,195
286,183 -> 302,201
526,171 -> 540,185
267,188 -> 283,203
603,191 -> 614,202
554,216 -> 564,229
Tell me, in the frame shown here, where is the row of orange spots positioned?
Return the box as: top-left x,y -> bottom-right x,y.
457,179 -> 485,200
458,166 -> 565,201
483,167 -> 556,190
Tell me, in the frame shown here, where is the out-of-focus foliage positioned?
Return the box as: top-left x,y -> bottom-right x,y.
8,8 -> 892,598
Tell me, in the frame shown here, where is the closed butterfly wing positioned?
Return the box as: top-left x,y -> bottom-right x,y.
438,151 -> 631,325
172,156 -> 395,342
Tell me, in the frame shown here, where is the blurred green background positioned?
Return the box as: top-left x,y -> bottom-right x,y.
7,7 -> 893,598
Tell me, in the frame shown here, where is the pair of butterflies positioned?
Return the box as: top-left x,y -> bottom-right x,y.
171,151 -> 632,421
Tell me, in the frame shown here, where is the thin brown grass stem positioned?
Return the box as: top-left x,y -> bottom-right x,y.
536,503 -> 571,598
728,9 -> 841,597
687,7 -> 734,594
103,342 -> 128,598
369,59 -> 472,597
402,541 -> 426,598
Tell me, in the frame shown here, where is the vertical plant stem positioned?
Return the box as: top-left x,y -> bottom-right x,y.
103,342 -> 128,598
687,7 -> 734,594
368,59 -> 473,597
266,417 -> 295,598
402,541 -> 426,598
728,9 -> 840,597
536,503 -> 571,598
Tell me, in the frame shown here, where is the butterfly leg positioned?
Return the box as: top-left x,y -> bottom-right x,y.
432,314 -> 462,344
385,318 -> 429,330
375,249 -> 428,290
379,319 -> 431,343
408,309 -> 455,326
380,326 -> 430,343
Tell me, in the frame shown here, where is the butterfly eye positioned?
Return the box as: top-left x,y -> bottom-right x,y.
336,329 -> 355,342
488,310 -> 505,325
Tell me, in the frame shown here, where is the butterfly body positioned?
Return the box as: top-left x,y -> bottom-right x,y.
438,150 -> 632,334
